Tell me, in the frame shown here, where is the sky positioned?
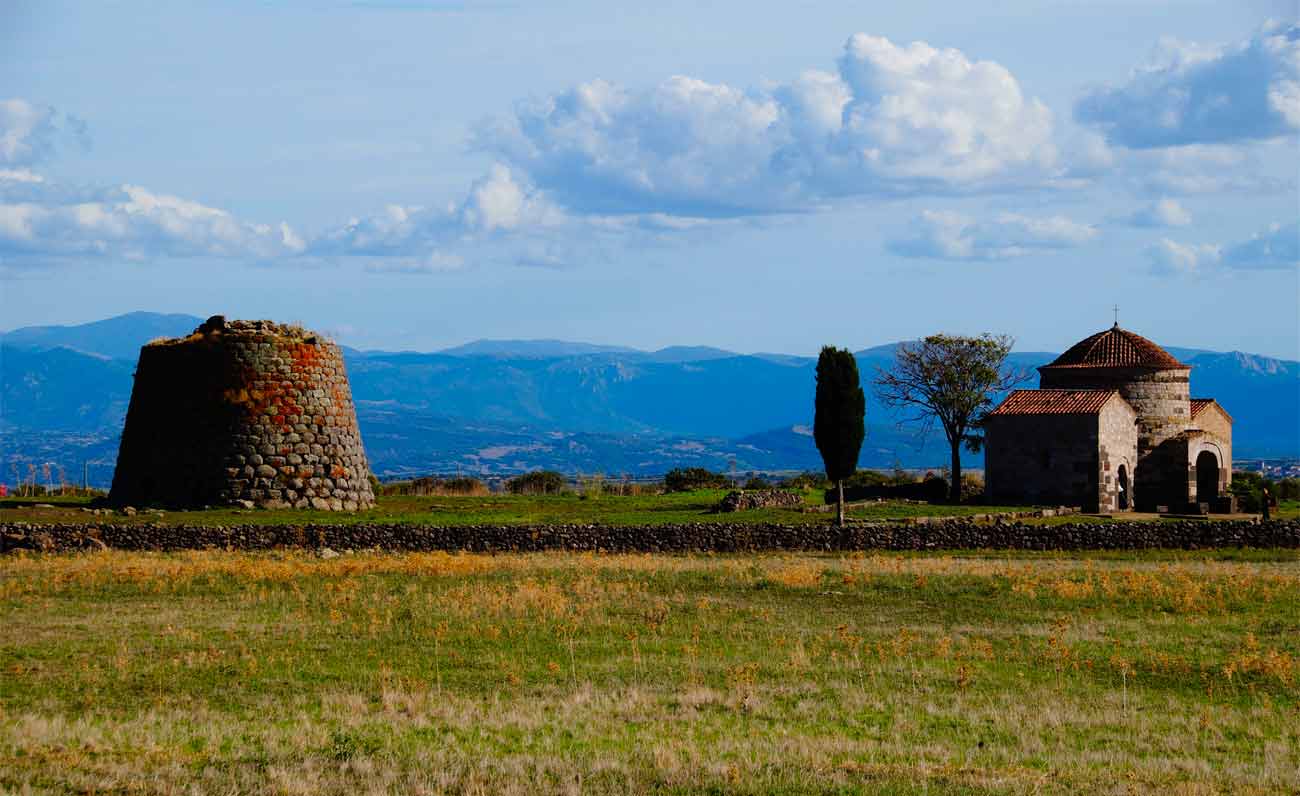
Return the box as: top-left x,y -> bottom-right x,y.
1,0 -> 1298,358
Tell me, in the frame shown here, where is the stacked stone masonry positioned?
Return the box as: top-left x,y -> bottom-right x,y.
988,326 -> 1232,513
109,317 -> 375,511
3,519 -> 1297,555
985,394 -> 1137,513
1039,365 -> 1193,509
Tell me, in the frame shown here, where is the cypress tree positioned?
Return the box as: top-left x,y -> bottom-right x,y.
814,346 -> 866,526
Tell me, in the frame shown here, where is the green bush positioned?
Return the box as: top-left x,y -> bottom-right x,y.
505,470 -> 567,495
779,471 -> 830,490
663,468 -> 731,493
742,476 -> 773,490
844,470 -> 890,488
1230,471 -> 1279,512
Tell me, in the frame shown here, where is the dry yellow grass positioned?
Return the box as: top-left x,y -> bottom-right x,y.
1,549 -> 1297,794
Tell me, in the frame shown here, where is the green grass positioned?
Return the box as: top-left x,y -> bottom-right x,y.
0,491 -> 1047,527
1,549 -> 1296,794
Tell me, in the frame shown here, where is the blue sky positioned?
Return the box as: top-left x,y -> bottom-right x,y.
2,0 -> 1297,357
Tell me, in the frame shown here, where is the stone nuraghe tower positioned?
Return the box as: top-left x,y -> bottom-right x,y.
110,316 -> 375,510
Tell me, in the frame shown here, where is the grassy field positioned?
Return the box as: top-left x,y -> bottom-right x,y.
0,491 -> 1058,527
1,548 -> 1297,794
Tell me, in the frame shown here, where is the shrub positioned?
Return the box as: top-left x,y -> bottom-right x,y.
441,477 -> 487,495
845,470 -> 890,488
922,474 -> 950,503
663,468 -> 732,493
742,476 -> 773,490
1230,471 -> 1276,512
378,476 -> 487,496
505,470 -> 567,495
779,471 -> 830,490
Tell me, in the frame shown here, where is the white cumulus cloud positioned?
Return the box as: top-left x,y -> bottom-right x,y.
1146,220 -> 1298,276
1146,239 -> 1222,274
887,210 -> 1097,261
1123,198 -> 1192,227
311,164 -> 566,257
475,33 -> 1059,217
0,172 -> 305,262
1076,21 -> 1300,148
0,100 -> 59,166
1221,221 -> 1298,270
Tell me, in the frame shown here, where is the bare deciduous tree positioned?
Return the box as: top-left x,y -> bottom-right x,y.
875,334 -> 1027,502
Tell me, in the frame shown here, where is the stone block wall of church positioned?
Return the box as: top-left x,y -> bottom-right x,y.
109,319 -> 376,511
1039,366 -> 1189,511
984,414 -> 1102,511
1190,406 -> 1233,486
1096,400 -> 1139,512
1038,366 -> 1190,454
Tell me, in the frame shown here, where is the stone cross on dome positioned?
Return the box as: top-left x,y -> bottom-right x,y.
1112,305 -> 1119,328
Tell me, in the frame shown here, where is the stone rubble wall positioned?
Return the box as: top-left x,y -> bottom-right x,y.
4,519 -> 1297,555
109,318 -> 375,511
715,490 -> 805,512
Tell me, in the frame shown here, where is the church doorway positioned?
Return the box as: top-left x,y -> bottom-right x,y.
1195,451 -> 1219,504
1117,465 -> 1129,511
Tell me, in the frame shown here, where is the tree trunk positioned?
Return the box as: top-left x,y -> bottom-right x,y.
949,441 -> 962,503
836,479 -> 845,527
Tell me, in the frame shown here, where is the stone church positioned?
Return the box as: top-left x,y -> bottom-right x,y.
984,324 -> 1233,513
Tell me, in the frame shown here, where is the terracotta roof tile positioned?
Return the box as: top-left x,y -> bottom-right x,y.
989,389 -> 1120,416
1190,398 -> 1233,423
1041,325 -> 1187,370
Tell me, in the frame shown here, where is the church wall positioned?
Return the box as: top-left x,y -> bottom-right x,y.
1038,366 -> 1190,453
1097,399 -> 1139,512
984,413 -> 1102,511
1038,366 -> 1189,511
1190,405 -> 1233,490
1184,432 -> 1231,509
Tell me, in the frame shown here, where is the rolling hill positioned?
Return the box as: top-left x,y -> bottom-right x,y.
2,313 -> 1295,485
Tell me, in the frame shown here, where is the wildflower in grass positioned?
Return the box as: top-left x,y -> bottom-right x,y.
956,664 -> 972,691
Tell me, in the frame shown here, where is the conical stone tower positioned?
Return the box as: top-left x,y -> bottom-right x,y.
109,316 -> 375,510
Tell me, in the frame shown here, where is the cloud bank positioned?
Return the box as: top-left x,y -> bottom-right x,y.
475,34 -> 1058,217
1076,21 -> 1300,148
0,176 -> 305,261
887,210 -> 1097,261
1147,220 -> 1298,275
1122,198 -> 1192,227
1221,221 -> 1298,270
0,98 -> 303,264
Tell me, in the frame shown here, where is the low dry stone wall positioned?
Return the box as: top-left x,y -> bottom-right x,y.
3,519 -> 1297,554
715,490 -> 805,513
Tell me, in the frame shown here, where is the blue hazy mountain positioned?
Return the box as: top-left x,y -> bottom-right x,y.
2,313 -> 1296,484
0,311 -> 205,360
436,339 -> 641,358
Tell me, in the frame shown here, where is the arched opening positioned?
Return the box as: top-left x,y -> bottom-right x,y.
1195,451 -> 1219,504
1117,465 -> 1129,511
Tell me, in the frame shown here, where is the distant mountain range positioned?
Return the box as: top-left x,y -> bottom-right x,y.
2,312 -> 1296,486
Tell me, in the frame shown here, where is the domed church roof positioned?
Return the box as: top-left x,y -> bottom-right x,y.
1041,325 -> 1188,370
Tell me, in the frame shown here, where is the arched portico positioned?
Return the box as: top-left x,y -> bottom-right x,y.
1188,440 -> 1226,507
